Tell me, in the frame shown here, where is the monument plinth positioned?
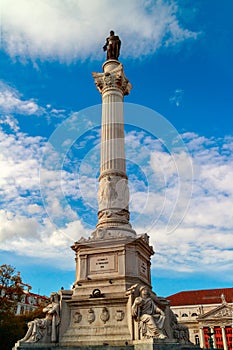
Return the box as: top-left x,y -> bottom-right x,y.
14,32 -> 200,350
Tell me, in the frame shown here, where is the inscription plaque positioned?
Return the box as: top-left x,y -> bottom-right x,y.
89,253 -> 117,274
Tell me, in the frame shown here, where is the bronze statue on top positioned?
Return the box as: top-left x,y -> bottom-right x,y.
103,30 -> 121,60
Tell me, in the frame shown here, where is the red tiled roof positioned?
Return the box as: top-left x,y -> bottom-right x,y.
166,288 -> 233,306
27,291 -> 49,300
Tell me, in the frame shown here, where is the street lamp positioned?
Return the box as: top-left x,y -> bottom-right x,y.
206,327 -> 214,349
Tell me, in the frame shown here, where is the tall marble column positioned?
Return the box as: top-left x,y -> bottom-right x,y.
92,59 -> 135,236
221,326 -> 228,350
199,327 -> 205,348
210,327 -> 217,348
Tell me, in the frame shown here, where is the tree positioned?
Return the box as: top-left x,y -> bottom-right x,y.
0,264 -> 24,350
0,264 -> 49,350
0,264 -> 24,313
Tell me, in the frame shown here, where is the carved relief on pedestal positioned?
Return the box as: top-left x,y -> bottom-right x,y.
92,64 -> 132,96
98,175 -> 129,211
73,310 -> 82,324
98,176 -> 117,208
76,227 -> 131,243
87,308 -> 95,324
98,209 -> 129,222
115,310 -> 125,322
100,307 -> 110,323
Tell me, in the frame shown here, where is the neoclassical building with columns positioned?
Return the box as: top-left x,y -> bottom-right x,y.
167,288 -> 233,349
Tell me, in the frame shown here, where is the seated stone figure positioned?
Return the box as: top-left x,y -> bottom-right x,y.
20,292 -> 60,343
130,284 -> 191,343
131,285 -> 167,339
169,310 -> 191,344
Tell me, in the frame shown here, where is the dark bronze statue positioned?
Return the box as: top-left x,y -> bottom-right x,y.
103,30 -> 121,60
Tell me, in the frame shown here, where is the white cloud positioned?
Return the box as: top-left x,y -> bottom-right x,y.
0,80 -> 232,279
148,224 -> 233,276
0,210 -> 40,241
0,82 -> 41,115
143,133 -> 233,277
1,0 -> 199,62
0,115 -> 19,132
0,211 -> 88,269
169,88 -> 184,107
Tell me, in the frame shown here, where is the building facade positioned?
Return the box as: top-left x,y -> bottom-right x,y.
167,288 -> 233,349
15,290 -> 49,315
0,273 -> 49,315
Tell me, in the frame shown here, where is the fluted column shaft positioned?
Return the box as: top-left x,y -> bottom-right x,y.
199,327 -> 205,348
101,88 -> 126,174
92,60 -> 135,235
210,327 -> 217,348
221,326 -> 228,350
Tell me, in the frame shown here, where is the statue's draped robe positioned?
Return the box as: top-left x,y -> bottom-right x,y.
132,296 -> 165,337
21,300 -> 60,343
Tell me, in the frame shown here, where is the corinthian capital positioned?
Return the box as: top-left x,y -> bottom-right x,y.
92,64 -> 132,96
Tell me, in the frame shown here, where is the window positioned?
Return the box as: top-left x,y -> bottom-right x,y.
195,335 -> 200,345
20,305 -> 24,314
191,313 -> 198,317
181,313 -> 188,317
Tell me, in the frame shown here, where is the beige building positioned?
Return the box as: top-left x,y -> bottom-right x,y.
16,276 -> 49,315
0,273 -> 49,315
167,288 -> 233,349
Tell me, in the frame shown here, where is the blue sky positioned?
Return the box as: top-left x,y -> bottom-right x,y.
0,0 -> 233,298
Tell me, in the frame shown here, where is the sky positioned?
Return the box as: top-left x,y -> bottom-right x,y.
0,0 -> 233,298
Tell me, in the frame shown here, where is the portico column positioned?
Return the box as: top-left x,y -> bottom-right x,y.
210,327 -> 217,348
221,326 -> 228,350
199,327 -> 205,348
16,302 -> 21,315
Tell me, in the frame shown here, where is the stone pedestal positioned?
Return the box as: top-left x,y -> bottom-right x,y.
72,234 -> 153,295
58,234 -> 154,347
